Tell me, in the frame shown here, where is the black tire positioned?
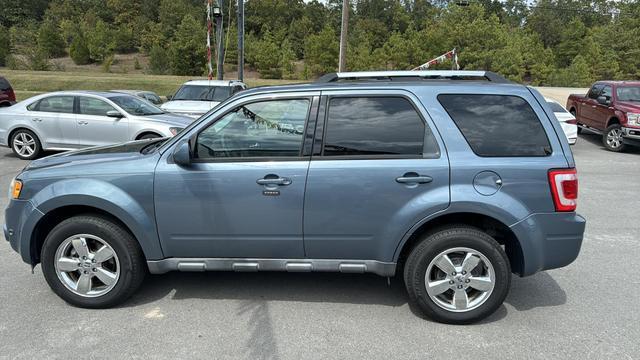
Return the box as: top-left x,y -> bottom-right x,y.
10,129 -> 42,160
602,124 -> 626,152
404,226 -> 511,324
41,215 -> 146,308
139,133 -> 161,140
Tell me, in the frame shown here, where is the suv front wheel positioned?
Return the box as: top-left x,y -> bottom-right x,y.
404,226 -> 511,324
41,215 -> 146,308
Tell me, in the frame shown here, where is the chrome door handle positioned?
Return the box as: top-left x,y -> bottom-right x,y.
78,121 -> 89,125
32,118 -> 43,122
396,173 -> 433,184
257,176 -> 292,186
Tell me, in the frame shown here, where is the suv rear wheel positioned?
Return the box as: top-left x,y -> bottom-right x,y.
404,226 -> 510,324
603,124 -> 626,152
41,215 -> 146,308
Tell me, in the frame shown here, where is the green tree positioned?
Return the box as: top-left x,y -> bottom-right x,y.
248,31 -> 282,78
304,25 -> 339,77
169,15 -> 205,76
69,33 -> 91,65
280,38 -> 297,79
85,20 -> 116,62
0,25 -> 10,66
37,20 -> 67,58
148,44 -> 169,74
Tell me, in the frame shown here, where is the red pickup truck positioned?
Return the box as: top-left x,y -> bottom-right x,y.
567,81 -> 640,152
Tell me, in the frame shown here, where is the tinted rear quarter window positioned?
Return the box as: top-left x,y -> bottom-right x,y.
547,101 -> 567,113
0,77 -> 10,90
323,97 -> 439,157
438,94 -> 551,157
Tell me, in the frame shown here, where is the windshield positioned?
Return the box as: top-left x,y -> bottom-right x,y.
110,95 -> 165,115
173,85 -> 232,102
616,86 -> 640,102
546,101 -> 568,113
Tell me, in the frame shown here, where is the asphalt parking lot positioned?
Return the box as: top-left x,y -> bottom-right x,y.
1,133 -> 639,360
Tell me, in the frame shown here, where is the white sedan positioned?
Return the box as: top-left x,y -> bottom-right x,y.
546,98 -> 578,145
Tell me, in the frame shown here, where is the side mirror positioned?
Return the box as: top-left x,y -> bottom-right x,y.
106,110 -> 124,118
166,94 -> 173,101
173,140 -> 191,166
597,96 -> 610,105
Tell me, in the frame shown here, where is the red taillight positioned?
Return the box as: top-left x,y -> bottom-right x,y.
548,168 -> 578,212
8,88 -> 16,102
566,118 -> 577,125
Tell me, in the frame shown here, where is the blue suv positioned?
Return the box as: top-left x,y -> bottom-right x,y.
4,71 -> 585,324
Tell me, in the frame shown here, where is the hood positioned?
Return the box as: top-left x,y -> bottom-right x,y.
160,100 -> 219,115
135,112 -> 193,127
24,139 -> 165,171
615,101 -> 640,113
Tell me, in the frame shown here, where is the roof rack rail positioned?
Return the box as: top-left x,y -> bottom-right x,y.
315,70 -> 511,84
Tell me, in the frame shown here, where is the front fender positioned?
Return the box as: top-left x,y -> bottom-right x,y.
30,178 -> 163,261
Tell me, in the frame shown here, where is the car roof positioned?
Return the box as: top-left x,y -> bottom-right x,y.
594,81 -> 640,86
35,90 -> 140,98
183,79 -> 245,86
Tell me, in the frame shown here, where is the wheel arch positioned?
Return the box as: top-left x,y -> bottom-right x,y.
135,131 -> 163,140
394,212 -> 524,276
607,117 -> 620,127
8,126 -> 43,146
29,179 -> 164,265
30,205 -> 142,265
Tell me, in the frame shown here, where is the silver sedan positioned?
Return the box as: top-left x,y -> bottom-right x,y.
0,91 -> 193,160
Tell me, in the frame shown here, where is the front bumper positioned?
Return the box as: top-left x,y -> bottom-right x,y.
4,199 -> 44,264
622,127 -> 640,146
510,212 -> 586,276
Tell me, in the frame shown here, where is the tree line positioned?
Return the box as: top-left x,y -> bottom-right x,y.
1,0 -> 639,86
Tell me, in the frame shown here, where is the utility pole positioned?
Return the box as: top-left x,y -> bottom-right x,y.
338,0 -> 349,72
237,0 -> 244,81
216,0 -> 224,80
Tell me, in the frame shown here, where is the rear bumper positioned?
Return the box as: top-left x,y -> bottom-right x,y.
510,212 -> 586,276
4,199 -> 44,264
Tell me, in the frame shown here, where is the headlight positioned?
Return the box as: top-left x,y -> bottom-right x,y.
169,127 -> 184,136
9,178 -> 22,199
627,113 -> 640,127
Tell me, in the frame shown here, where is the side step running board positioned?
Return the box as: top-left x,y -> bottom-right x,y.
578,124 -> 603,135
147,258 -> 396,277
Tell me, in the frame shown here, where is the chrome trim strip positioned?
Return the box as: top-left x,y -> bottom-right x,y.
147,258 -> 396,277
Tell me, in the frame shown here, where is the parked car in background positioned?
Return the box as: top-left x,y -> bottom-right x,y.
4,71 -> 585,324
0,91 -> 192,160
567,81 -> 640,152
112,90 -> 163,105
545,98 -> 577,145
161,80 -> 247,118
0,76 -> 17,107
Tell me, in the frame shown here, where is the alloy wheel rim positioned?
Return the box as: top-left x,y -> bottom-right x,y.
54,234 -> 120,297
13,132 -> 36,157
425,247 -> 495,313
606,128 -> 623,148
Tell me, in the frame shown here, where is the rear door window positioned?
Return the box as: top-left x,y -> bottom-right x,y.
35,96 -> 75,113
438,94 -> 551,157
323,97 -> 438,157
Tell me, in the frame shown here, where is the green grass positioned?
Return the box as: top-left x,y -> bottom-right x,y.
0,69 -> 305,101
